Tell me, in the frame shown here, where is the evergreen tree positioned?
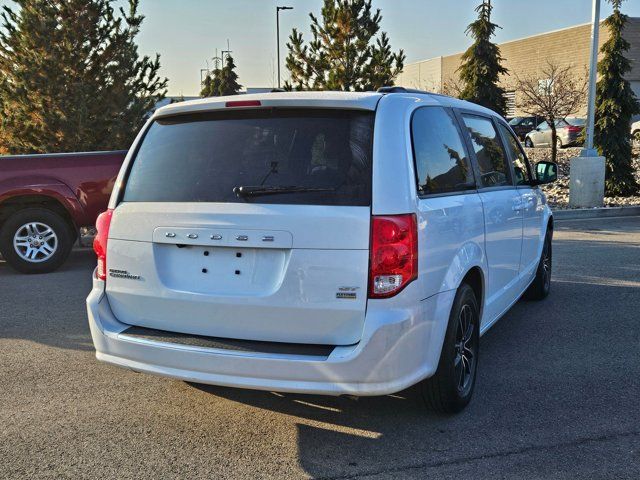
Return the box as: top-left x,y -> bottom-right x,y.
200,55 -> 240,97
285,0 -> 405,91
218,55 -> 242,96
594,0 -> 639,196
458,0 -> 508,116
0,0 -> 167,154
201,67 -> 222,97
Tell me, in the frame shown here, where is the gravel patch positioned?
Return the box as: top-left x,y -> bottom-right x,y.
525,147 -> 640,209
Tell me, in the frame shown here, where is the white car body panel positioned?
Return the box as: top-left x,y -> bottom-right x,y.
415,194 -> 486,297
105,202 -> 371,345
155,91 -> 382,118
477,188 -> 524,325
88,90 -> 553,396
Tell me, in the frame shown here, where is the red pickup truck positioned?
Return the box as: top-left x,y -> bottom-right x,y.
0,151 -> 126,273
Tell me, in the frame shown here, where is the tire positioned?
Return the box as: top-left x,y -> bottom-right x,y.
556,137 -> 563,149
525,231 -> 552,300
0,208 -> 74,274
524,138 -> 534,148
633,131 -> 640,148
420,283 -> 480,414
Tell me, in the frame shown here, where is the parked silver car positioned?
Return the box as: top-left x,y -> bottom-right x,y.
524,118 -> 585,148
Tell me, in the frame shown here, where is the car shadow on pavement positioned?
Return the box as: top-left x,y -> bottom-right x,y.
190,382 -> 458,478
188,267 -> 640,478
0,249 -> 96,352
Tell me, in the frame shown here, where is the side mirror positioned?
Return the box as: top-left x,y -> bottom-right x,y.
534,161 -> 558,185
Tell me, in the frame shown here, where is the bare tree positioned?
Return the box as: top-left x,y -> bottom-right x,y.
515,61 -> 587,162
441,77 -> 464,97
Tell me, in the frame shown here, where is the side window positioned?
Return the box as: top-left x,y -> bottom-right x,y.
411,107 -> 474,195
499,123 -> 532,186
461,115 -> 511,188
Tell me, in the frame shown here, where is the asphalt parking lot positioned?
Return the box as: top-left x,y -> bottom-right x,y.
1,216 -> 639,479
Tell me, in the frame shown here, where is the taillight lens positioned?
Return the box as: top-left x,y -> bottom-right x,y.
369,214 -> 418,298
225,100 -> 261,108
93,209 -> 113,280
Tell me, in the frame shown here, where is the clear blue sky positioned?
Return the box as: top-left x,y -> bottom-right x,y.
2,0 -> 640,95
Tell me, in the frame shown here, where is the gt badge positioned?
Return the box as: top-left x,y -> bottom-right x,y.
336,286 -> 358,300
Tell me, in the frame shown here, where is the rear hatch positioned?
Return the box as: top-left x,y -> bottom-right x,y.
105,107 -> 375,345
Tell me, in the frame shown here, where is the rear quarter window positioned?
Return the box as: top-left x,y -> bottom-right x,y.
122,109 -> 374,206
411,107 -> 475,195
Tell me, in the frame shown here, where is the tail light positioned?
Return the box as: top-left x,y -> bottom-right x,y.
93,209 -> 113,280
369,214 -> 418,298
565,125 -> 582,133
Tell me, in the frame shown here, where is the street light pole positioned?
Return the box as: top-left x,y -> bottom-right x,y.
570,0 -> 605,208
276,6 -> 293,89
583,0 -> 601,156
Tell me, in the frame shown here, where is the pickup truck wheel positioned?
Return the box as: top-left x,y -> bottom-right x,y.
0,208 -> 73,274
524,138 -> 534,148
420,283 -> 479,414
525,232 -> 552,300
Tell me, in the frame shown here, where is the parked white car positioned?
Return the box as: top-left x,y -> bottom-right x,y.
632,120 -> 640,146
87,89 -> 557,413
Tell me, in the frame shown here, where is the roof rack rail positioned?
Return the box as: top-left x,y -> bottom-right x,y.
376,86 -> 452,99
377,86 -> 432,95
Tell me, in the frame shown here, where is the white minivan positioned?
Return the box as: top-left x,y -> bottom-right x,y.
87,89 -> 557,413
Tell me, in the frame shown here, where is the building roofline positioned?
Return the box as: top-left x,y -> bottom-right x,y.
404,18 -> 639,68
495,21 -> 592,49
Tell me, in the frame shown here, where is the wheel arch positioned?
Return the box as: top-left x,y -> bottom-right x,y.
459,266 -> 485,322
0,194 -> 78,241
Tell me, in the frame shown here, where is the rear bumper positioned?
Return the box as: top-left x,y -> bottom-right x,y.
87,276 -> 455,396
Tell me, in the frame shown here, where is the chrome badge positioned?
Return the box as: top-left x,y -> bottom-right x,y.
336,286 -> 359,300
108,269 -> 141,280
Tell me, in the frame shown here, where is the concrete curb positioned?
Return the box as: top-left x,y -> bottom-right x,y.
553,205 -> 640,220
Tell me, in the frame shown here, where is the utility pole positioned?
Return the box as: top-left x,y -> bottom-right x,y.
222,39 -> 232,63
276,6 -> 293,88
200,69 -> 209,85
582,0 -> 601,156
212,49 -> 222,70
569,0 -> 605,208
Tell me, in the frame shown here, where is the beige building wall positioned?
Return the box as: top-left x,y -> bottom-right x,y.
625,18 -> 640,100
398,19 -> 640,116
395,57 -> 442,91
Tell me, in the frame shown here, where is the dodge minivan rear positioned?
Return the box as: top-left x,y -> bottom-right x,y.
87,90 -> 555,413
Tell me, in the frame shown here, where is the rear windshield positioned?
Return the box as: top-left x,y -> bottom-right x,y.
122,109 -> 374,206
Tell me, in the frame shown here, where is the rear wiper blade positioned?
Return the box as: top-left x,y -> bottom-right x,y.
233,185 -> 335,198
